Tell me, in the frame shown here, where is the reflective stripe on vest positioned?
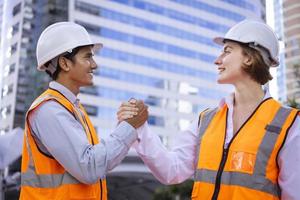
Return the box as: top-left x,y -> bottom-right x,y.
21,122 -> 82,188
22,164 -> 80,188
194,108 -> 218,168
194,105 -> 293,197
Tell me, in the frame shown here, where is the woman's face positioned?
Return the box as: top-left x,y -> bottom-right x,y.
214,41 -> 250,85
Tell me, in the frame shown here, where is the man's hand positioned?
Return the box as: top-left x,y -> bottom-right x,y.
117,99 -> 148,129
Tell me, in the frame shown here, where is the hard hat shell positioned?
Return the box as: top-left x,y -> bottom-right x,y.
213,20 -> 279,67
36,21 -> 103,71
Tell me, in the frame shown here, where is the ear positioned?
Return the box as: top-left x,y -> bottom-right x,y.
58,57 -> 70,72
243,54 -> 252,66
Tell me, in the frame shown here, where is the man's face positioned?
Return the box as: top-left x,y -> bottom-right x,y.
67,46 -> 97,87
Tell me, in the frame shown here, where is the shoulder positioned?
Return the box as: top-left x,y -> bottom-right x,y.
197,107 -> 219,127
28,99 -> 74,123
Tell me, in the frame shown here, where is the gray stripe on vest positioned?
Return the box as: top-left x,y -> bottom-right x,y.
195,169 -> 280,197
194,108 -> 218,172
254,106 -> 292,177
21,164 -> 80,188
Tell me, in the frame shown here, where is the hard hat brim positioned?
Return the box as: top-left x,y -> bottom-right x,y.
213,37 -> 225,45
92,42 -> 103,52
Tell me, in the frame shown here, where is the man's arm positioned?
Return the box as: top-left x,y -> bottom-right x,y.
28,101 -> 140,184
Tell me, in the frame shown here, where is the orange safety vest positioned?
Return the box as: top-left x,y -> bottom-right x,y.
192,98 -> 298,200
20,88 -> 107,200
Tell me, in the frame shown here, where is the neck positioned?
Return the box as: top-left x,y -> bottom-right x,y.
55,78 -> 80,96
233,82 -> 264,107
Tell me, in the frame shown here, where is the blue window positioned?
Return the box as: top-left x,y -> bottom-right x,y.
97,66 -> 165,88
111,0 -> 229,33
99,48 -> 217,81
169,0 -> 246,22
75,1 -> 219,48
220,0 -> 256,12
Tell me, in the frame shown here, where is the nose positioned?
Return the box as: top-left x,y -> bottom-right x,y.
214,56 -> 221,65
214,54 -> 222,65
91,58 -> 97,70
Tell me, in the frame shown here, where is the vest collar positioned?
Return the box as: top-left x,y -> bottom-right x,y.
49,81 -> 78,104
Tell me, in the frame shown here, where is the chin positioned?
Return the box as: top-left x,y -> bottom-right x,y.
217,79 -> 224,84
87,81 -> 93,86
217,76 -> 232,84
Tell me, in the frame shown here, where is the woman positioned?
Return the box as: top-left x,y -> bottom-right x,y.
118,20 -> 300,200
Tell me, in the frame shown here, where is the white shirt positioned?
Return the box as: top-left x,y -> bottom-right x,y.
134,91 -> 300,200
0,128 -> 23,169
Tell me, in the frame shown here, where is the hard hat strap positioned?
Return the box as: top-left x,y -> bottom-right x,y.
45,56 -> 59,75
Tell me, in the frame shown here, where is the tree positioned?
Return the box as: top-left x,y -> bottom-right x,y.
287,98 -> 300,109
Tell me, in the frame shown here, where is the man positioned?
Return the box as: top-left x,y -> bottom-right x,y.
19,22 -> 148,200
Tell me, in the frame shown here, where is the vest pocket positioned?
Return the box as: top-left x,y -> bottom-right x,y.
230,151 -> 256,174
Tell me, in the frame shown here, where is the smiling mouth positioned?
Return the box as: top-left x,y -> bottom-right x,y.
218,68 -> 225,73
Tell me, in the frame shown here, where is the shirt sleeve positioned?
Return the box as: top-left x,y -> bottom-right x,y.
28,101 -> 137,184
278,115 -> 300,200
133,119 -> 199,185
0,127 -> 23,169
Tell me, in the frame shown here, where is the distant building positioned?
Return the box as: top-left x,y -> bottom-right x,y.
273,0 -> 287,102
0,0 -> 68,135
282,0 -> 300,102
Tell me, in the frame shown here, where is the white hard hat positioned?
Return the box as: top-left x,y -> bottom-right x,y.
214,20 -> 279,67
36,21 -> 103,72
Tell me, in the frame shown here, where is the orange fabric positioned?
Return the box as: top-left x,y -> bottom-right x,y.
20,89 -> 107,200
192,99 -> 298,200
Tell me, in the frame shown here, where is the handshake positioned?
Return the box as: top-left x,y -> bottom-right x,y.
117,99 -> 149,129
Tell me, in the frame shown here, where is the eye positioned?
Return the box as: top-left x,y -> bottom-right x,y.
223,50 -> 231,54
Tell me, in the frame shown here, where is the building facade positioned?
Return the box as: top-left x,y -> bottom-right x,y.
69,0 -> 265,145
273,0 -> 287,102
282,0 -> 300,102
0,0 -> 68,135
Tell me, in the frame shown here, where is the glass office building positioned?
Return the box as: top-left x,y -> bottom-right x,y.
282,0 -> 300,102
0,0 -> 67,135
69,0 -> 265,144
273,0 -> 287,102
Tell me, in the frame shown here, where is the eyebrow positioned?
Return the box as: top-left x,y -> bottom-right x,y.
85,52 -> 94,56
224,46 -> 233,51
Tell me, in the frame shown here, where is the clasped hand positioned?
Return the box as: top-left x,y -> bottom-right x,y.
117,99 -> 148,128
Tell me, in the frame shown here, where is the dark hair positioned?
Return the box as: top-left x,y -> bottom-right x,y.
239,42 -> 273,85
45,45 -> 92,80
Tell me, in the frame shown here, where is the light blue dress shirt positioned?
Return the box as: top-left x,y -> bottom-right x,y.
28,81 -> 137,184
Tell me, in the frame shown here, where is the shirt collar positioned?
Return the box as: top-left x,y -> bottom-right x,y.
219,87 -> 271,109
49,81 -> 78,104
